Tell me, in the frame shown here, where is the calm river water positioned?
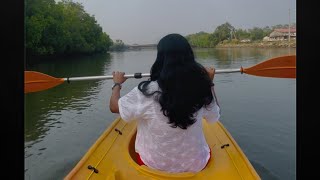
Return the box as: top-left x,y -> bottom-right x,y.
25,48 -> 296,180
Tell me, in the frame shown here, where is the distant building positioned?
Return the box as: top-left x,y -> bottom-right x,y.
269,28 -> 296,41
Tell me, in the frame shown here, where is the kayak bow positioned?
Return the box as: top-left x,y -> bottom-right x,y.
65,118 -> 261,180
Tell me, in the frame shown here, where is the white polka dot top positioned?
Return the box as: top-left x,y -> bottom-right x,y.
118,81 -> 220,173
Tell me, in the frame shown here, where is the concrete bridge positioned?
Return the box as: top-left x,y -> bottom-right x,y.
127,44 -> 157,50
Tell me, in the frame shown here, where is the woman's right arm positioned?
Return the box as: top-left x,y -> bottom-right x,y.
109,71 -> 127,113
204,66 -> 221,123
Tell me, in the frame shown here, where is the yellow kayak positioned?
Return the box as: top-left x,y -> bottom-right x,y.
65,118 -> 261,180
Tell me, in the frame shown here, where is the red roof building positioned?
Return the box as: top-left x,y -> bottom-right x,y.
269,27 -> 296,41
274,28 -> 296,33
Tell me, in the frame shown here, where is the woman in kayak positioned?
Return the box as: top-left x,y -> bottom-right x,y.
109,33 -> 220,173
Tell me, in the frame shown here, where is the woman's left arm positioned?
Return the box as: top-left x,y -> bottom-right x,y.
109,71 -> 127,113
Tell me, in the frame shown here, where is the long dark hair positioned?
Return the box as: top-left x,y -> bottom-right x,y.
138,34 -> 214,129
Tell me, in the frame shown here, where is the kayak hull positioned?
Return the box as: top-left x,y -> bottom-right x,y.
65,118 -> 261,180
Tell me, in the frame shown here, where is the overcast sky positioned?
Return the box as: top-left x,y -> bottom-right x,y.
73,0 -> 296,45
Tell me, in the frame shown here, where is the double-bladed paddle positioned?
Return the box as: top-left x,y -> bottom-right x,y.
25,55 -> 296,93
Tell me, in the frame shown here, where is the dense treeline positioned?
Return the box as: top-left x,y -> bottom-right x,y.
26,0 -> 113,57
186,22 -> 296,48
109,39 -> 128,51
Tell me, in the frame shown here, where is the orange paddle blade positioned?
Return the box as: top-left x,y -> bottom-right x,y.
25,71 -> 65,93
241,55 -> 296,78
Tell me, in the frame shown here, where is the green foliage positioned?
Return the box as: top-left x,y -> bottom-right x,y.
186,22 -> 294,47
26,0 -> 112,57
213,22 -> 235,42
186,32 -> 213,48
235,29 -> 251,40
186,22 -> 236,47
248,27 -> 265,41
110,39 -> 128,51
272,24 -> 289,29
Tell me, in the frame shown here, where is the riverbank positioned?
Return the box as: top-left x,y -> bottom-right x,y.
216,40 -> 296,48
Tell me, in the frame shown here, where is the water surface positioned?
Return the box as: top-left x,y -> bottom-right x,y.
25,48 -> 296,180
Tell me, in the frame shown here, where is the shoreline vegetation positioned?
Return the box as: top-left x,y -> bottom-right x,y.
109,22 -> 296,51
26,0 -> 296,63
215,40 -> 296,48
184,22 -> 296,49
113,40 -> 296,52
26,0 -> 113,63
